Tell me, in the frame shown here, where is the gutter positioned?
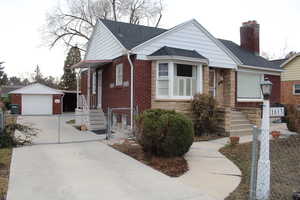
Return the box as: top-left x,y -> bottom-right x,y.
127,51 -> 135,130
239,64 -> 284,73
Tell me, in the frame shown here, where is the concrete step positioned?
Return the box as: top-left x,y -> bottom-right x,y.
88,125 -> 107,131
230,129 -> 253,136
231,119 -> 250,125
231,124 -> 253,131
89,116 -> 106,121
89,121 -> 107,126
231,115 -> 248,120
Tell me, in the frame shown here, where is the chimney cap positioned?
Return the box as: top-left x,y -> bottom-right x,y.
242,20 -> 258,26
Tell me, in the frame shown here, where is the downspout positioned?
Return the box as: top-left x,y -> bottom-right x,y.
127,51 -> 134,130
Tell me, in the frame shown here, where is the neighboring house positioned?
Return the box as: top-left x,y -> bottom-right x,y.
0,85 -> 23,98
73,19 -> 282,135
280,53 -> 300,105
9,83 -> 64,115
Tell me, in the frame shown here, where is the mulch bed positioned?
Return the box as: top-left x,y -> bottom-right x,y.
220,134 -> 300,200
111,139 -> 188,177
0,148 -> 12,199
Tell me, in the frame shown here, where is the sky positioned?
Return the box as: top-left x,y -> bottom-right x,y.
0,0 -> 300,80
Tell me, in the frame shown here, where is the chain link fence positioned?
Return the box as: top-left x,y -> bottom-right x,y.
251,127 -> 300,200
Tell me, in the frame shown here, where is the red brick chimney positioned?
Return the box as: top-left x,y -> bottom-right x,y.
240,20 -> 260,55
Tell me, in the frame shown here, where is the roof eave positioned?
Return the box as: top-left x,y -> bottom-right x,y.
280,53 -> 300,68
147,55 -> 209,65
239,64 -> 284,73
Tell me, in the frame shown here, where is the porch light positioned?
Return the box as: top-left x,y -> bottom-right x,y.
260,78 -> 273,100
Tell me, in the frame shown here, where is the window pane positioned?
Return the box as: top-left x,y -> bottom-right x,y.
173,77 -> 178,96
295,84 -> 300,94
192,79 -> 197,95
237,72 -> 261,98
177,64 -> 193,77
159,63 -> 168,77
116,64 -> 123,86
179,79 -> 184,96
186,79 -> 191,96
158,80 -> 169,96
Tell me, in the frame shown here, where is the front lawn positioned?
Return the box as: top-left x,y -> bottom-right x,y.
111,139 -> 188,177
220,135 -> 300,200
0,148 -> 12,198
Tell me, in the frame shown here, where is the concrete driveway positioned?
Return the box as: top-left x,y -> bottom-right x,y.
7,115 -> 214,200
16,114 -> 106,144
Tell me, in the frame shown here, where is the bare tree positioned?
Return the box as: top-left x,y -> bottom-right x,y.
44,0 -> 164,51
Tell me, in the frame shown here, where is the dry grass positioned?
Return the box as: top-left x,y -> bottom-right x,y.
220,134 -> 300,200
0,148 -> 12,198
111,139 -> 188,177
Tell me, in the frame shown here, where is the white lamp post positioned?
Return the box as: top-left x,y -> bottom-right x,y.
256,78 -> 273,200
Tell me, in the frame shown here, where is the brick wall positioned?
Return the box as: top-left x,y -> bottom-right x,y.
281,80 -> 300,105
102,56 -> 131,113
53,94 -> 62,114
81,71 -> 87,96
134,59 -> 152,112
11,94 -> 21,113
265,74 -> 281,105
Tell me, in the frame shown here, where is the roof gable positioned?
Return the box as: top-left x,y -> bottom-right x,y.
85,20 -> 126,60
9,83 -> 63,95
280,53 -> 300,68
132,19 -> 238,69
100,19 -> 167,50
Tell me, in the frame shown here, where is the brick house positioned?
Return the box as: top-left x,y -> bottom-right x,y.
280,53 -> 300,105
73,19 -> 282,135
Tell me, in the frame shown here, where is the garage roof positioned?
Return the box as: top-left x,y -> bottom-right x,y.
9,83 -> 63,95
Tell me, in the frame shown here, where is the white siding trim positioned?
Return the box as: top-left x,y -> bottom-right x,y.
85,20 -> 126,61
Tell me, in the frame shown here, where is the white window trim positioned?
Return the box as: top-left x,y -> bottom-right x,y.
293,84 -> 300,95
237,71 -> 264,100
115,63 -> 123,86
156,61 -> 203,100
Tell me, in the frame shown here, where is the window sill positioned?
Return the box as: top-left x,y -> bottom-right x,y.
155,97 -> 193,102
237,98 -> 263,102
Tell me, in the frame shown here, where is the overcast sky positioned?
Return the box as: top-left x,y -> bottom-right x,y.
1,0 -> 299,79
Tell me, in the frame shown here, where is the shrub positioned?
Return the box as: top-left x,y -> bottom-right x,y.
285,104 -> 300,133
0,123 -> 36,148
191,93 -> 219,136
135,109 -> 194,157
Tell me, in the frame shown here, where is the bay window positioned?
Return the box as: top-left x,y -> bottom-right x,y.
156,62 -> 201,99
237,72 -> 263,100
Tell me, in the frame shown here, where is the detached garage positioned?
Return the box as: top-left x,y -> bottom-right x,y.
9,83 -> 64,115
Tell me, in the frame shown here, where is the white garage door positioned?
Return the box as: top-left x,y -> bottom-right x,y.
22,95 -> 53,115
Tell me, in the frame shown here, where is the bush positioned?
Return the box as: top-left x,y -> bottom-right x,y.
0,123 -> 36,148
285,104 -> 300,133
191,93 -> 219,136
135,109 -> 194,157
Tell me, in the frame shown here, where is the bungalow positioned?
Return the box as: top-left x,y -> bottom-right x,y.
73,19 -> 282,135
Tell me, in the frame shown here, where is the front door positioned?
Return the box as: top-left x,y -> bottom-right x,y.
209,69 -> 216,97
97,70 -> 102,109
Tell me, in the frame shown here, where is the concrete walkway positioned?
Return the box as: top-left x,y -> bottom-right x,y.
7,116 -> 215,200
178,138 -> 242,200
178,122 -> 297,200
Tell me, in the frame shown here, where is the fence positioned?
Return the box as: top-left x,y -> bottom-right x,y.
250,127 -> 300,200
1,113 -> 107,145
106,106 -> 138,140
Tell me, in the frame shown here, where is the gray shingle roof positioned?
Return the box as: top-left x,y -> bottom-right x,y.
149,46 -> 207,59
219,39 -> 281,70
269,59 -> 287,68
100,19 -> 281,70
100,19 -> 167,49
